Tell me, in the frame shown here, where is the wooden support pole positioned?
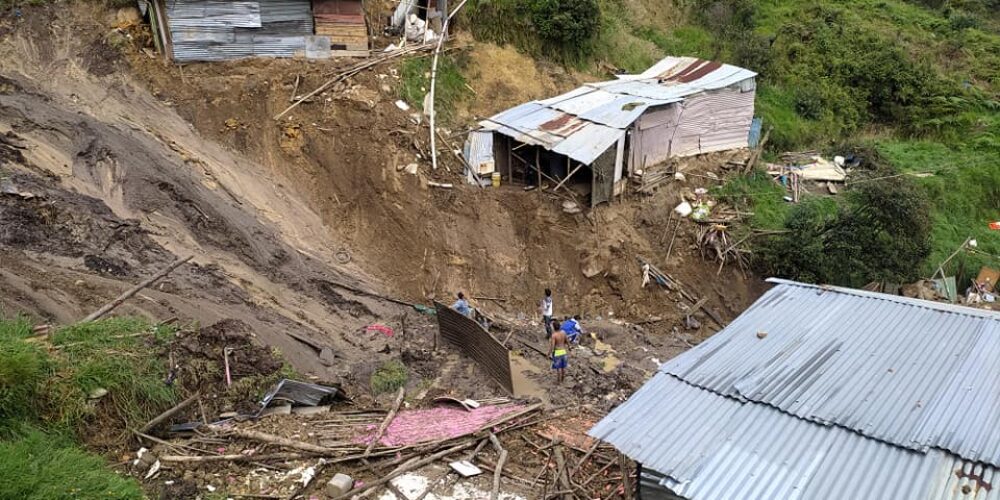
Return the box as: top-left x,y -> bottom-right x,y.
551,162 -> 586,193
82,255 -> 193,323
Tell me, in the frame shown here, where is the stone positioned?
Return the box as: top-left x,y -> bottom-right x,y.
326,473 -> 353,496
116,7 -> 141,25
319,347 -> 336,366
88,387 -> 109,400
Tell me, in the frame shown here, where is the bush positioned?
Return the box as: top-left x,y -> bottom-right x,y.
528,0 -> 600,46
752,161 -> 933,287
370,360 -> 408,395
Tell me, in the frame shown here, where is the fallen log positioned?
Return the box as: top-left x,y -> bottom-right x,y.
82,255 -> 193,322
207,425 -> 336,455
159,452 -> 305,463
489,433 -> 508,500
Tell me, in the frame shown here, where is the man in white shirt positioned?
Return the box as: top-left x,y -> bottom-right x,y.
540,288 -> 553,339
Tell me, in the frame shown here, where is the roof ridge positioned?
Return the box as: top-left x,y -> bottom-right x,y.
766,278 -> 1000,321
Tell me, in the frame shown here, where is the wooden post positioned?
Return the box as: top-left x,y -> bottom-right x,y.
536,149 -> 541,191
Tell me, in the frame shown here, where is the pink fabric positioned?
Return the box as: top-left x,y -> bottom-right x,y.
357,405 -> 523,447
366,324 -> 394,337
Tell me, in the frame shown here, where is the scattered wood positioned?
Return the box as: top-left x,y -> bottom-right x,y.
207,425 -> 337,455
364,387 -> 405,456
82,255 -> 193,323
139,393 -> 200,434
488,433 -> 508,500
159,452 -> 305,464
332,440 -> 477,500
553,445 -> 572,500
427,181 -> 454,189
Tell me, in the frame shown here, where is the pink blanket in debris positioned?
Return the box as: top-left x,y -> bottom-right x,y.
358,405 -> 523,447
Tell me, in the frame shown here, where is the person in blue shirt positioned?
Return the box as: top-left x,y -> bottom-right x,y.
452,292 -> 472,317
562,315 -> 582,344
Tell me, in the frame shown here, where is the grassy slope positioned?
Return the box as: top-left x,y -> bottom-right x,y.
0,316 -> 177,499
460,0 -> 998,282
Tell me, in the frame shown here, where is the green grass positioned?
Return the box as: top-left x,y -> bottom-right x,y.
0,429 -> 143,499
370,360 -> 408,395
875,139 -> 1000,279
713,170 -> 790,231
399,55 -> 471,123
0,317 -> 178,437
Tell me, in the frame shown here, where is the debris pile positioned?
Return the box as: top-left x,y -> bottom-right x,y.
131,383 -> 633,499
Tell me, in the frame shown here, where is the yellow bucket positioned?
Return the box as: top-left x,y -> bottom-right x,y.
491,172 -> 501,187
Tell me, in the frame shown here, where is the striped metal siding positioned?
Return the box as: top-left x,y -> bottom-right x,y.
590,373 -> 1000,500
167,0 -> 314,62
434,302 -> 513,394
660,279 -> 1000,467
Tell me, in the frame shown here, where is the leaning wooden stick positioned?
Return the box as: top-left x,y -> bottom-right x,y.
365,387 -> 405,456
82,255 -> 193,322
139,392 -> 199,434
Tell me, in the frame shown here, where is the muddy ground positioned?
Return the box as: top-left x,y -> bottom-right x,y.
1,3 -> 769,497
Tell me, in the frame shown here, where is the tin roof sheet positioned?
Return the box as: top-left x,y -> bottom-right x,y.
481,56 -> 754,164
167,0 -> 314,62
659,279 -> 1000,467
590,373 -> 999,500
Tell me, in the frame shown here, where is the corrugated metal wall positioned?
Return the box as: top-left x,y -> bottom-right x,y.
167,0 -> 315,62
434,302 -> 513,394
631,84 -> 755,168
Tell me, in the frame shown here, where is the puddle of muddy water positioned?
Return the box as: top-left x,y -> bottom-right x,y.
510,353 -> 547,402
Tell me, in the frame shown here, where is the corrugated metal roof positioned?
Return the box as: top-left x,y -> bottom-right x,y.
590,374 -> 999,500
478,56 -> 755,165
167,0 -> 314,62
660,279 -> 1000,466
590,279 -> 1000,499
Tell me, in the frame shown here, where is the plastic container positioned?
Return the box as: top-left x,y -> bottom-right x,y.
491,172 -> 501,187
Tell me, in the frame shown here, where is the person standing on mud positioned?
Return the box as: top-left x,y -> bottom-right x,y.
549,320 -> 568,384
540,288 -> 554,338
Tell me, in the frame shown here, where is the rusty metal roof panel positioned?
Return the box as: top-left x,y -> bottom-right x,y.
167,0 -> 314,62
658,279 -> 1000,467
590,373 -> 999,500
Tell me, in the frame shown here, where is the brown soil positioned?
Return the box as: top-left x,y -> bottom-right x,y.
0,5 -> 769,495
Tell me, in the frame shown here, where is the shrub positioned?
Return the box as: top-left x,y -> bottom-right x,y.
528,0 -> 601,46
370,360 -> 408,395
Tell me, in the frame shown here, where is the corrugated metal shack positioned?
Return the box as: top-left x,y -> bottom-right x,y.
150,0 -> 330,62
590,279 -> 1000,500
470,57 -> 756,207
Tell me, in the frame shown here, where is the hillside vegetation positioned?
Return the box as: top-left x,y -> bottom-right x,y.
461,0 -> 1000,287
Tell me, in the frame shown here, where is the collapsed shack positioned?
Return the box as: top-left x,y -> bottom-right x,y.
133,385 -> 633,499
467,57 -> 757,207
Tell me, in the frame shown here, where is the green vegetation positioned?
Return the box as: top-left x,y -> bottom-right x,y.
0,316 -> 179,499
398,54 -> 472,122
462,0 -> 998,286
0,429 -> 143,500
370,360 -> 408,395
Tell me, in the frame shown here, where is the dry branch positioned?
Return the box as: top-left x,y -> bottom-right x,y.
82,255 -> 192,322
139,393 -> 199,434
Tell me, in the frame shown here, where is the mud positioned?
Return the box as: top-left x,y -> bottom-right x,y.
0,3 -> 770,482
